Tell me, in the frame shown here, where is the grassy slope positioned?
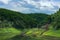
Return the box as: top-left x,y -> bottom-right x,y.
0,27 -> 21,40
0,28 -> 60,40
8,28 -> 60,40
44,30 -> 60,37
25,28 -> 60,37
43,26 -> 60,37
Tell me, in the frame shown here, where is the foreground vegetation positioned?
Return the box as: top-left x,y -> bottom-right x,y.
0,28 -> 60,40
0,27 -> 21,40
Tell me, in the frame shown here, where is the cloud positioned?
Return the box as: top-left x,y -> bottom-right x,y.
24,0 -> 60,14
23,0 -> 58,9
0,0 -> 11,4
0,0 -> 60,14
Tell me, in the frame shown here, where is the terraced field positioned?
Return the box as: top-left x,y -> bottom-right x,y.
0,28 -> 60,40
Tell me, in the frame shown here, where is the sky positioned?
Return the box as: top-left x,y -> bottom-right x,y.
0,0 -> 60,14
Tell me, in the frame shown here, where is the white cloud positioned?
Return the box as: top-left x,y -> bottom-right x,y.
21,0 -> 60,13
0,0 -> 11,4
22,0 -> 54,9
1,0 -> 60,14
9,2 -> 31,13
10,2 -> 21,8
52,2 -> 60,8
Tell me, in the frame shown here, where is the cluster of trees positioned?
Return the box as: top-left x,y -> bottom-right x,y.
0,8 -> 50,29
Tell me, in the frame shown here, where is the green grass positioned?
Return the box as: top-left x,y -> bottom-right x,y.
8,28 -> 60,40
18,28 -> 60,37
0,27 -> 21,40
23,28 -> 43,37
44,30 -> 60,37
0,28 -> 60,40
19,28 -> 60,37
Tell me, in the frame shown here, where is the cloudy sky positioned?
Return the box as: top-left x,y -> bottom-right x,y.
0,0 -> 60,14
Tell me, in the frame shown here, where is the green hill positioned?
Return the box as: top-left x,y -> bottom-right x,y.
0,8 -> 50,29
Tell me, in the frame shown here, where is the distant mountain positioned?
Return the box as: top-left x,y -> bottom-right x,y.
0,8 -> 50,29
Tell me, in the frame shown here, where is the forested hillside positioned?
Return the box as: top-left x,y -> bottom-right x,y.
0,8 -> 50,29
51,9 -> 60,30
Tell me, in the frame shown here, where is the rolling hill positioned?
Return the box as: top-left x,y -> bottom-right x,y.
0,8 -> 50,29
